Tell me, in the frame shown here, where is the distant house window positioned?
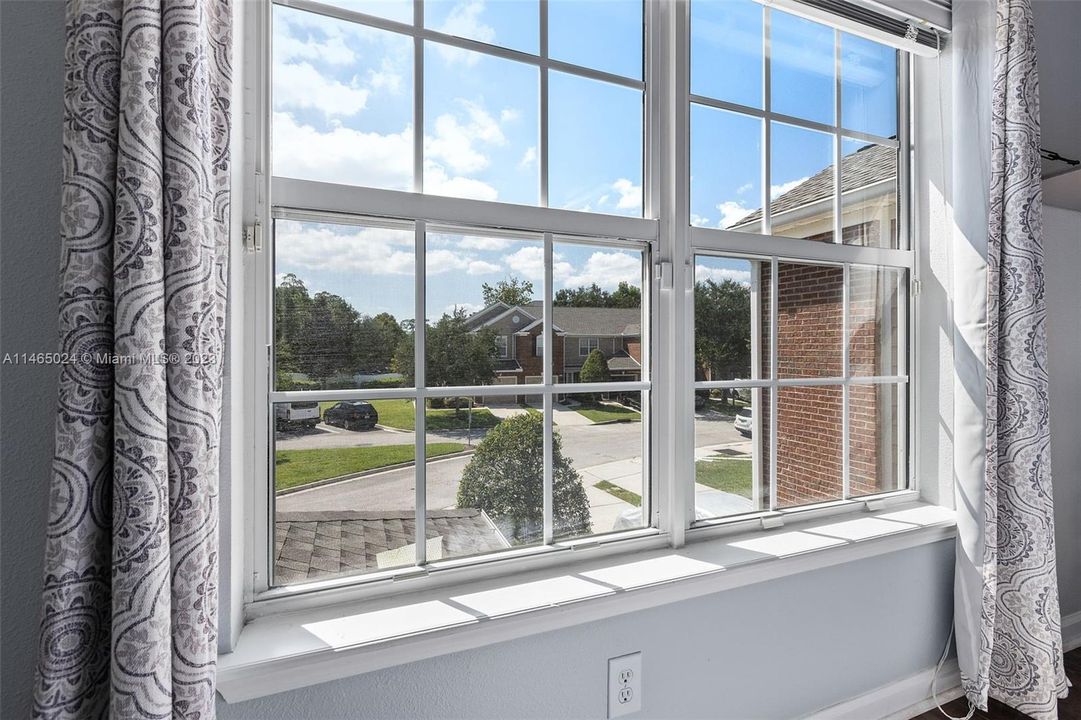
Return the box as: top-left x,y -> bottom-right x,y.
495,335 -> 510,359
579,337 -> 600,357
535,334 -> 544,357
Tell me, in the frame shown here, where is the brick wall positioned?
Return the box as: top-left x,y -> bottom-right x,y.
514,330 -> 564,382
759,224 -> 896,507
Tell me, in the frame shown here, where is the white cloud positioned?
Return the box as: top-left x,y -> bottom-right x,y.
274,16 -> 356,66
273,61 -> 369,116
273,112 -> 499,201
444,302 -> 485,316
503,246 -> 548,282
691,213 -> 712,227
467,259 -> 502,275
500,108 -> 520,123
612,178 -> 642,211
695,265 -> 752,286
273,112 -> 412,189
717,201 -> 753,229
518,146 -> 537,169
458,236 -> 513,251
561,251 -> 642,288
770,176 -> 809,199
275,221 -> 415,276
366,58 -> 404,94
435,1 -> 495,65
736,182 -> 753,196
425,100 -> 506,174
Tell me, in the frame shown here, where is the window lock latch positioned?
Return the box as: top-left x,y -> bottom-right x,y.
244,221 -> 263,253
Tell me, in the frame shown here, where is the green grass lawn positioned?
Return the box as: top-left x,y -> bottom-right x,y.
317,399 -> 501,432
575,402 -> 642,424
594,480 -> 642,507
275,442 -> 466,491
695,458 -> 753,498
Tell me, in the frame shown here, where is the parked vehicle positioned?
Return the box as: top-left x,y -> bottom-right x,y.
275,401 -> 320,430
733,407 -> 752,437
694,389 -> 709,410
323,401 -> 379,431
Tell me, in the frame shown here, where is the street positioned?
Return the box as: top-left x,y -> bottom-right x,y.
275,408 -> 750,533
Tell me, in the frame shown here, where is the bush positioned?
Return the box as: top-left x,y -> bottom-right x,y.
457,413 -> 591,543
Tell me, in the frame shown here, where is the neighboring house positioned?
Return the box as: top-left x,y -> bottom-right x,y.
730,142 -> 900,507
463,300 -> 642,387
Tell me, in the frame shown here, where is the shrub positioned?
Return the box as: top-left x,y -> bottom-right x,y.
456,413 -> 591,543
578,348 -> 611,401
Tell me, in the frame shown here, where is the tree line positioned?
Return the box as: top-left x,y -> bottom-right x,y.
275,274 -> 750,388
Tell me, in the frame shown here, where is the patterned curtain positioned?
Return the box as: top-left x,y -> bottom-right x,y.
33,2 -> 231,718
958,0 -> 1068,717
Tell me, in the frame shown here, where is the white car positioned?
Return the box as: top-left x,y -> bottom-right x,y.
275,401 -> 320,430
733,407 -> 752,437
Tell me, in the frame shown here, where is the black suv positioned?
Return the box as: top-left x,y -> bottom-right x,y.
323,401 -> 379,431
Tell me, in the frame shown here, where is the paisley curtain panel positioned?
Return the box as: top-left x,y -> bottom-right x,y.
957,0 -> 1068,717
33,2 -> 232,718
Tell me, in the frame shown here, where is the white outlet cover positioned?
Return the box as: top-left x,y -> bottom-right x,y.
608,652 -> 642,718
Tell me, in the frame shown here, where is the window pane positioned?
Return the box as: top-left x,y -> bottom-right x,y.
776,261 -> 843,378
272,396 -> 417,585
435,398 -> 545,552
769,9 -> 835,125
694,256 -> 764,381
274,220 -> 415,391
691,0 -> 763,109
841,33 -> 897,138
695,387 -> 769,520
552,241 -> 644,384
550,0 -> 643,79
424,42 -> 539,204
549,72 -> 643,215
424,230 -> 544,386
773,385 -> 843,508
849,383 -> 904,497
848,266 -> 903,377
425,0 -> 538,55
770,122 -> 835,241
690,105 -> 762,232
272,6 -> 414,190
841,139 -> 898,248
555,392 -> 645,541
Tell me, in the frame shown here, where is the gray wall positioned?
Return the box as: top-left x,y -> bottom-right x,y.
0,4 -> 1072,720
0,1 -> 65,718
1044,206 -> 1081,620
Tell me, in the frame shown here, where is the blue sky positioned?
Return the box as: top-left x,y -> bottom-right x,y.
271,0 -> 896,322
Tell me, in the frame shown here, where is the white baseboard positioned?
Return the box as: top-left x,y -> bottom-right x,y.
1063,610 -> 1081,653
804,659 -> 963,720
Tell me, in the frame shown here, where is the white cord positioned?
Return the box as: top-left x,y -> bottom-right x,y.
932,621 -> 976,720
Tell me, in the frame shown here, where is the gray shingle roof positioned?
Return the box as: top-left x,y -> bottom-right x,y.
526,301 -> 641,337
731,142 -> 896,228
607,351 -> 642,372
274,509 -> 510,585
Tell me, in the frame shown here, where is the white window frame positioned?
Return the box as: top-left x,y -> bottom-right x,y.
494,334 -> 510,359
240,0 -> 919,614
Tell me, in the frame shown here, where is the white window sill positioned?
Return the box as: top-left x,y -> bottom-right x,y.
216,502 -> 955,703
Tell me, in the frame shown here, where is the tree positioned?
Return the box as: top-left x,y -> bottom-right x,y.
274,274 -> 312,377
304,291 -> 361,386
356,311 -> 406,372
481,276 -> 534,307
579,348 -> 611,385
393,308 -> 498,413
457,413 -> 591,544
554,282 -> 641,308
694,278 -> 751,381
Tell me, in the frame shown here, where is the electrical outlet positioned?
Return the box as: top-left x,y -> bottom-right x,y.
608,652 -> 642,718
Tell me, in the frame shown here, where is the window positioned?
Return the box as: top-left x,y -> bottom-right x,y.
688,1 -> 910,522
252,0 -> 913,598
579,337 -> 600,357
263,0 -> 650,590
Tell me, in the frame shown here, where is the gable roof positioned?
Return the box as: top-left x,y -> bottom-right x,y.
465,301 -> 642,337
731,142 -> 896,229
274,509 -> 510,584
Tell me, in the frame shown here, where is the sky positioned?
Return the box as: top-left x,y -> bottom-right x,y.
271,0 -> 897,323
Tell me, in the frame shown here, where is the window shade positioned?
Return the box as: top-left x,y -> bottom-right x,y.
759,0 -> 949,57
